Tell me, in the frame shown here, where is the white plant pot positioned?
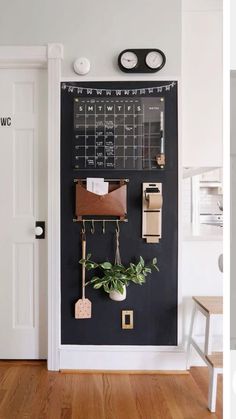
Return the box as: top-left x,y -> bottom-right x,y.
109,286 -> 127,301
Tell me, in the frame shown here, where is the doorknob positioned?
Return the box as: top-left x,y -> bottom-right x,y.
35,221 -> 45,239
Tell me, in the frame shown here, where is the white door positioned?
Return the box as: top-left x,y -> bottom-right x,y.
0,69 -> 47,359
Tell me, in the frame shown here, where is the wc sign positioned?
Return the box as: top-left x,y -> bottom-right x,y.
0,117 -> 11,127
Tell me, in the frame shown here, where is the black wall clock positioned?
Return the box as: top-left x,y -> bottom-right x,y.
118,49 -> 166,73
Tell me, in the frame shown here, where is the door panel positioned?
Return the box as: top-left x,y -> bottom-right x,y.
0,69 -> 47,359
13,129 -> 34,216
13,243 -> 34,328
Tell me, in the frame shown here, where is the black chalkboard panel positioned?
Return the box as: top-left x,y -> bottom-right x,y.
61,81 -> 178,345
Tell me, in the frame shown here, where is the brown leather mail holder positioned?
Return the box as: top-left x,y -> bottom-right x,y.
75,180 -> 127,221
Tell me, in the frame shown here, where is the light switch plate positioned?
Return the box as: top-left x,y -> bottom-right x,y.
122,310 -> 134,329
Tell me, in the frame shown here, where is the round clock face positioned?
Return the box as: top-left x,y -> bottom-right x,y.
145,51 -> 164,70
120,51 -> 138,70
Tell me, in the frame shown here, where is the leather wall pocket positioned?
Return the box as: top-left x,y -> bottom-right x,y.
75,182 -> 127,220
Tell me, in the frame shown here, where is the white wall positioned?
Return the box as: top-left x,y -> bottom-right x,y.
0,0 -> 181,77
181,0 -> 223,360
182,241 -> 223,342
231,0 -> 236,69
182,0 -> 222,167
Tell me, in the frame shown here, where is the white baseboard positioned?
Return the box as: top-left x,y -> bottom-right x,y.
59,345 -> 203,371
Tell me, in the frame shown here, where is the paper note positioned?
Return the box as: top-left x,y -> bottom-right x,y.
86,178 -> 108,195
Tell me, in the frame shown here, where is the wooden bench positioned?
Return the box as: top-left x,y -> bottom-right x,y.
192,296 -> 223,315
206,352 -> 223,412
187,296 -> 223,367
186,296 -> 223,412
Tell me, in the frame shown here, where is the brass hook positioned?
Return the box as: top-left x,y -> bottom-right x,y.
91,220 -> 95,234
116,220 -> 120,233
82,220 -> 86,234
102,220 -> 106,234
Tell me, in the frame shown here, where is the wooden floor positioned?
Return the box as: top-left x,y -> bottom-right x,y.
0,362 -> 222,419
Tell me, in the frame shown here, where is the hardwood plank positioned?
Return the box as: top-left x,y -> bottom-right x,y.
60,374 -> 74,412
0,366 -> 31,418
20,366 -> 50,417
71,374 -> 105,419
20,367 -> 59,419
60,369 -> 189,375
0,390 -> 7,405
61,407 -> 72,419
191,366 -> 223,416
0,362 -> 222,419
102,374 -> 139,419
0,364 -> 20,391
0,360 -> 45,366
161,373 -> 219,419
130,374 -> 173,419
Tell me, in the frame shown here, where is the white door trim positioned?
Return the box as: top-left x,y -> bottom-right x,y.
47,44 -> 63,370
0,46 -> 47,68
0,44 -> 63,371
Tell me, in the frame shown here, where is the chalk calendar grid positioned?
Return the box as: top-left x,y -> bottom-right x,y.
73,97 -> 165,170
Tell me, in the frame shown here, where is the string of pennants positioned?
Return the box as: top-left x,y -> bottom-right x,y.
61,81 -> 176,96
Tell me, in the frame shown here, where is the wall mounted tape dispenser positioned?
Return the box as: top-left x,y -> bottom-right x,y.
142,183 -> 163,243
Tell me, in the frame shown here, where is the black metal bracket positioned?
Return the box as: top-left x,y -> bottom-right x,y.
35,221 -> 45,239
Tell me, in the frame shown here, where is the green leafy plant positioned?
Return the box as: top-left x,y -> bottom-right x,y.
79,255 -> 159,295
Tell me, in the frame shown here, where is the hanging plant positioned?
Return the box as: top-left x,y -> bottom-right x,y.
79,254 -> 159,298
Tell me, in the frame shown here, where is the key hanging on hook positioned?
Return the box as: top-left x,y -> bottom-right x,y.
102,220 -> 106,234
115,221 -> 121,265
91,220 -> 95,234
